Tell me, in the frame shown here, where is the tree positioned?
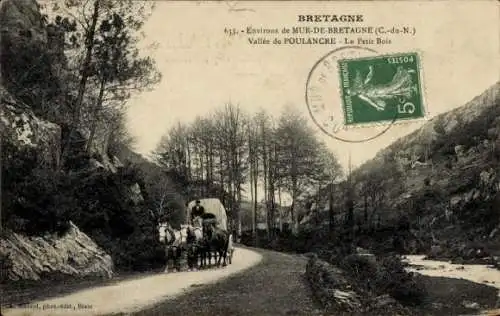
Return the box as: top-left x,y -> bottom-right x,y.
254,110 -> 274,237
212,103 -> 248,237
85,8 -> 160,154
145,170 -> 186,227
247,116 -> 260,244
154,122 -> 191,193
153,104 -> 342,238
43,0 -> 160,165
106,109 -> 136,156
315,142 -> 343,232
275,106 -> 340,234
363,171 -> 385,227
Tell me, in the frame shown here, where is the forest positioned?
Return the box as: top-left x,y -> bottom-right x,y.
153,104 -> 343,239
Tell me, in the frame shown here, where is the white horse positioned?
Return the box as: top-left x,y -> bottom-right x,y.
158,222 -> 188,273
182,222 -> 218,269
179,224 -> 204,270
180,224 -> 204,241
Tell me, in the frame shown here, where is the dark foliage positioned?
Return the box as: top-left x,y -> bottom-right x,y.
2,141 -> 73,236
69,162 -> 166,271
377,256 -> 427,306
340,254 -> 428,306
2,139 -> 167,271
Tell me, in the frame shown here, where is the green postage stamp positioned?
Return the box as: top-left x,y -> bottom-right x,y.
338,52 -> 425,126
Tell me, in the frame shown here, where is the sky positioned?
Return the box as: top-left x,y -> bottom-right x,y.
126,0 -> 499,172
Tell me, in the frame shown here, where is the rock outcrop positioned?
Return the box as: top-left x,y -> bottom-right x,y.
0,0 -> 67,114
1,222 -> 113,281
0,0 -> 125,281
0,0 -> 47,48
0,0 -> 162,278
305,254 -> 363,313
0,86 -> 61,168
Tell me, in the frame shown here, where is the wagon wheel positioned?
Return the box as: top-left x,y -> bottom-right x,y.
228,248 -> 233,264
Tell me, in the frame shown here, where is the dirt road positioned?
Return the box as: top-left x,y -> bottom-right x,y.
2,247 -> 263,316
2,247 -> 321,316
120,248 -> 323,316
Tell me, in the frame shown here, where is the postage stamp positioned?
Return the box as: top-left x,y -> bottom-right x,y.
338,52 -> 425,126
306,47 -> 427,143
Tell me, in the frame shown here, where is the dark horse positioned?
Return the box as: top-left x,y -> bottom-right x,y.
198,213 -> 218,268
204,223 -> 231,267
184,225 -> 201,271
188,213 -> 231,269
181,222 -> 215,269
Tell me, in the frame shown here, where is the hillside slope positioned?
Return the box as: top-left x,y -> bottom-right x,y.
0,0 -> 184,281
303,81 -> 500,260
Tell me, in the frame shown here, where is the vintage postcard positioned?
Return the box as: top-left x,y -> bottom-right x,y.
1,0 -> 499,315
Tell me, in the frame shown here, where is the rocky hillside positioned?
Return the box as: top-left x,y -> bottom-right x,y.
300,82 -> 500,260
1,222 -> 113,281
0,83 -> 117,281
0,0 -> 180,281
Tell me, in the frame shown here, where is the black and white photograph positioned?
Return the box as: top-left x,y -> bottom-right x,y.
1,0 -> 499,315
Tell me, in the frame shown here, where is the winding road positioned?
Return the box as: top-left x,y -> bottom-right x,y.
2,247 -> 322,316
3,247 -> 500,316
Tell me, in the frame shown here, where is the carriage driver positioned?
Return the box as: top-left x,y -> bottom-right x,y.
191,200 -> 205,227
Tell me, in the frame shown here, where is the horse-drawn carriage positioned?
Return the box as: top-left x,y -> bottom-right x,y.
187,198 -> 234,265
158,198 -> 234,272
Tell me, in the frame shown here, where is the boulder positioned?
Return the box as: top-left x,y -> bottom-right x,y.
0,222 -> 114,281
305,256 -> 362,313
343,253 -> 378,269
355,247 -> 371,255
367,294 -> 412,315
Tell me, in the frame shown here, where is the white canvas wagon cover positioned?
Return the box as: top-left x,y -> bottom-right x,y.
187,198 -> 228,231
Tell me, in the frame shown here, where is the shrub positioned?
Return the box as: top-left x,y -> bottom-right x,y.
2,142 -> 74,236
340,254 -> 379,291
376,255 -> 428,306
306,255 -> 362,313
341,254 -> 428,306
2,137 -> 184,272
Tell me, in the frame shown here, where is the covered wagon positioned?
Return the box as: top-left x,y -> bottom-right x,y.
187,198 -> 228,231
186,198 -> 234,264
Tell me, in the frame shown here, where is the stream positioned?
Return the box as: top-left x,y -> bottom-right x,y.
403,255 -> 500,315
